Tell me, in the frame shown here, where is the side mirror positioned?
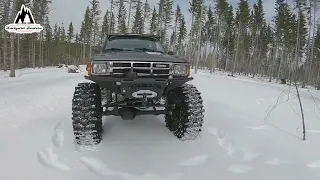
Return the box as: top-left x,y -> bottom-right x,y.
168,51 -> 174,55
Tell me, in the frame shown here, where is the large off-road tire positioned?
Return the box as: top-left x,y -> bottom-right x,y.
72,83 -> 103,145
165,84 -> 204,140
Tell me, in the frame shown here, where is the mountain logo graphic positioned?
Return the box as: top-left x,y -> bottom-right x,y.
5,4 -> 43,34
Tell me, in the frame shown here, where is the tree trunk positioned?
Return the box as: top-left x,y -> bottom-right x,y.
248,30 -> 256,75
32,35 -> 36,68
277,43 -> 285,82
302,2 -> 313,88
46,41 -> 49,66
232,21 -> 242,76
0,51 -> 2,70
269,44 -> 276,82
3,35 -> 8,71
17,34 -> 20,69
225,33 -> 230,71
294,9 -> 301,83
127,0 -> 132,32
9,0 -> 17,77
194,4 -> 203,74
39,32 -> 43,67
9,33 -> 15,77
188,14 -> 194,62
89,36 -> 92,59
294,82 -> 306,140
68,43 -> 71,65
203,31 -> 208,69
309,0 -> 317,85
252,28 -> 261,78
109,0 -> 114,34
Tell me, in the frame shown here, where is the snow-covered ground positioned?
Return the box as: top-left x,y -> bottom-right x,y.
1,66 -> 320,180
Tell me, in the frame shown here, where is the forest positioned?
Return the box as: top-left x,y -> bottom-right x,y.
0,0 -> 320,89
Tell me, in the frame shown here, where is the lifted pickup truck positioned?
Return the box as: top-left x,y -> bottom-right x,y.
71,34 -> 204,145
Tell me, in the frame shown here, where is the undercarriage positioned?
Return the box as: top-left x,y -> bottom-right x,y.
102,94 -> 172,119
71,80 -> 205,145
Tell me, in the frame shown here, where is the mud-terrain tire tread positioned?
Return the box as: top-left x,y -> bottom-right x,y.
72,82 -> 103,145
165,84 -> 205,140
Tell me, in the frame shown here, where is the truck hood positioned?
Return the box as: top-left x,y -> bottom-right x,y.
93,51 -> 187,63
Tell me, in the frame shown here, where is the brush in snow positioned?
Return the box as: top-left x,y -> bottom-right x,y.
71,34 -> 205,145
67,65 -> 81,73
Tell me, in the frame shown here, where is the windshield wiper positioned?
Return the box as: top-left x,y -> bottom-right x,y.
105,48 -> 133,52
134,48 -> 163,53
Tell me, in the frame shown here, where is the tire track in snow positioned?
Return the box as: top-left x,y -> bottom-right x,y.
52,122 -> 64,148
265,158 -> 290,165
308,160 -> 320,168
37,121 -> 68,171
79,157 -> 183,180
179,154 -> 209,167
208,127 -> 238,158
247,125 -> 269,130
208,127 -> 260,172
228,164 -> 253,173
37,147 -> 70,171
240,148 -> 261,162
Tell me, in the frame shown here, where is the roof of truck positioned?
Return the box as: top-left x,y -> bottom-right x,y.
106,33 -> 160,41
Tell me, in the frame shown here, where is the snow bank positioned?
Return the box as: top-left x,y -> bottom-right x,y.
67,65 -> 81,73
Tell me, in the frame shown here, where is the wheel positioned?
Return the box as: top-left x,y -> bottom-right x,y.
165,84 -> 205,140
72,82 -> 103,145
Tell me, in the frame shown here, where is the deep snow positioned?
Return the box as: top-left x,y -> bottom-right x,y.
1,67 -> 320,180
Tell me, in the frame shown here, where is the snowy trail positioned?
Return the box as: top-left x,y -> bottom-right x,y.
1,68 -> 320,180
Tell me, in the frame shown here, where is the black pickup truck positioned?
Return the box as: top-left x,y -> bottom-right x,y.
71,34 -> 204,145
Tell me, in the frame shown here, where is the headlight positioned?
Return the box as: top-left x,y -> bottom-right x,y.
173,64 -> 187,75
92,63 -> 107,74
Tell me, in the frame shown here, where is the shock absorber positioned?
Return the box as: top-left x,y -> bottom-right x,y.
101,88 -> 112,104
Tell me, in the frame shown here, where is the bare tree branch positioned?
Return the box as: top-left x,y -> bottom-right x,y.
295,82 -> 306,140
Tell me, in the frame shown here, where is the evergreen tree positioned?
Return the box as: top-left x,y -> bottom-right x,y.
232,0 -> 251,74
100,10 -> 110,47
110,12 -> 116,33
83,7 -> 92,46
172,4 -> 182,52
67,22 -> 74,64
177,14 -> 187,56
157,0 -> 165,37
142,0 -> 151,33
60,24 -> 66,42
127,0 -> 138,31
313,24 -> 320,73
116,0 -> 127,33
162,0 -> 173,47
132,0 -> 143,33
75,33 -> 80,44
89,0 -> 102,57
44,16 -> 52,64
149,6 -> 157,34
53,23 -> 60,63
250,0 -> 265,77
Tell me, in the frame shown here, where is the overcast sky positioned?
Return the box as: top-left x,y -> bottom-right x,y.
47,0 -> 286,33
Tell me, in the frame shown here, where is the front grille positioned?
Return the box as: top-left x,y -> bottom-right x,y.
111,61 -> 171,76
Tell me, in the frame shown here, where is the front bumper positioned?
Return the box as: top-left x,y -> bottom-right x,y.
84,75 -> 193,98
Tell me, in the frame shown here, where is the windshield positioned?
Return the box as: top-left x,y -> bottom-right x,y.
104,37 -> 165,53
